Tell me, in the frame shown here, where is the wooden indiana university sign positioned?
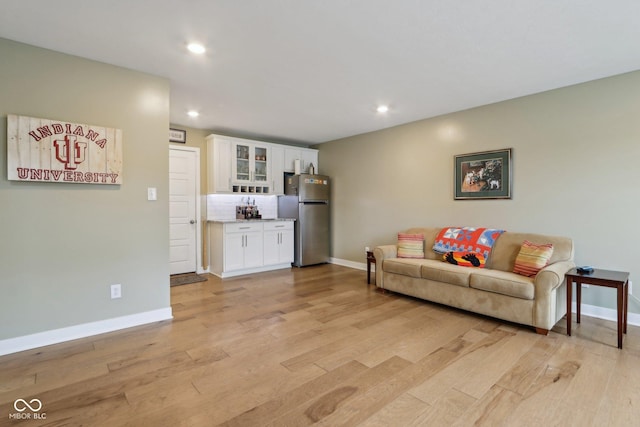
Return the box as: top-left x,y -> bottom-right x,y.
7,114 -> 123,184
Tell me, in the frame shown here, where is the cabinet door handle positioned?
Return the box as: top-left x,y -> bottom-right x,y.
239,226 -> 250,230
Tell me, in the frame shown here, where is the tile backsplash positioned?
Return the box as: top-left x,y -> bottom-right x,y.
207,194 -> 278,220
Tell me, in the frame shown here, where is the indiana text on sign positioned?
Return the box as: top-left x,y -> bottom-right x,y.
7,114 -> 123,185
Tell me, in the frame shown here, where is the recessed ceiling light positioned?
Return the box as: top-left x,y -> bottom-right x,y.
376,105 -> 389,113
187,43 -> 206,54
187,110 -> 199,118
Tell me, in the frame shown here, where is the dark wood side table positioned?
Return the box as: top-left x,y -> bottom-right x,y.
366,251 -> 375,284
566,268 -> 630,349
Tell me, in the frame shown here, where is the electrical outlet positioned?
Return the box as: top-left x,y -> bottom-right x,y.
365,246 -> 370,252
111,284 -> 122,299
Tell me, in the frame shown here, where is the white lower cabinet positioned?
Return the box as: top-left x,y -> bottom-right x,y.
223,226 -> 263,271
263,221 -> 294,265
210,220 -> 294,278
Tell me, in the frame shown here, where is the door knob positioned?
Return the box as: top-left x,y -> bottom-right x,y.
190,220 -> 196,224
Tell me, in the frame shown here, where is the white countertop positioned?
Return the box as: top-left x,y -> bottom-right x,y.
208,218 -> 295,223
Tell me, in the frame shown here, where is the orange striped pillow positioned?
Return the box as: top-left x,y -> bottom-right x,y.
397,233 -> 425,258
513,240 -> 554,277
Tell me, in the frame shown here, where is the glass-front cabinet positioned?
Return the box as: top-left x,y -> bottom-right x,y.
235,143 -> 251,181
232,142 -> 270,193
253,146 -> 268,183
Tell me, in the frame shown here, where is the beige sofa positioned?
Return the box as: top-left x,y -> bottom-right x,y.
374,227 -> 575,334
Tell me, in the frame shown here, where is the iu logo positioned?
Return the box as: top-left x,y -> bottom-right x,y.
54,135 -> 87,170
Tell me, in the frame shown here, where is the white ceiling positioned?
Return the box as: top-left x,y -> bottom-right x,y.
1,1 -> 639,145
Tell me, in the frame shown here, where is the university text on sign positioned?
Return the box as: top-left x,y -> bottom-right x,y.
7,114 -> 123,184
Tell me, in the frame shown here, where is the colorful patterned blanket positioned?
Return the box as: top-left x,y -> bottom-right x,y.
432,227 -> 505,259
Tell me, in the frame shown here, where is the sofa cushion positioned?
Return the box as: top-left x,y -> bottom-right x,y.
489,232 -> 573,272
421,260 -> 472,287
513,240 -> 554,277
469,269 -> 535,300
383,258 -> 425,278
397,233 -> 425,258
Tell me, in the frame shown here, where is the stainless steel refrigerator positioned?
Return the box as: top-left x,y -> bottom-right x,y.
278,174 -> 330,267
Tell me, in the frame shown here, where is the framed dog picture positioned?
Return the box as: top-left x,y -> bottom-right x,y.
454,148 -> 512,200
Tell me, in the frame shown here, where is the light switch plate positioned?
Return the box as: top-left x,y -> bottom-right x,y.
147,187 -> 157,201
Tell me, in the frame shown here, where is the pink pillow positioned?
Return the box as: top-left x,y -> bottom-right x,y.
513,240 -> 554,277
397,233 -> 424,258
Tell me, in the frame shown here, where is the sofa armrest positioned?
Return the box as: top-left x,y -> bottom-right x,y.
374,245 -> 397,288
533,260 -> 575,330
534,260 -> 576,294
374,244 -> 397,261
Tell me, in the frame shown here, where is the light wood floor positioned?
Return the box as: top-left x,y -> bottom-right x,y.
2,264 -> 640,426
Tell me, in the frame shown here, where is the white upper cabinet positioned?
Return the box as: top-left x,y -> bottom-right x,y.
207,134 -> 318,194
270,145 -> 285,195
207,135 -> 232,192
301,149 -> 318,173
284,147 -> 319,174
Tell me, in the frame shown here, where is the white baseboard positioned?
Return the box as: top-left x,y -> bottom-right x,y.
0,307 -> 173,356
572,302 -> 640,327
330,257 -> 375,272
210,263 -> 292,279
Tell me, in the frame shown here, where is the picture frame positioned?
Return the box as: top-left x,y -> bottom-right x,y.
454,148 -> 512,200
169,128 -> 186,143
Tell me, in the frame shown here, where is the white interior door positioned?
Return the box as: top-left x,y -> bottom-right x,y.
169,148 -> 198,274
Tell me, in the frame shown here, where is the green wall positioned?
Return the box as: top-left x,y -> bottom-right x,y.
0,38 -> 172,340
319,71 -> 640,313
